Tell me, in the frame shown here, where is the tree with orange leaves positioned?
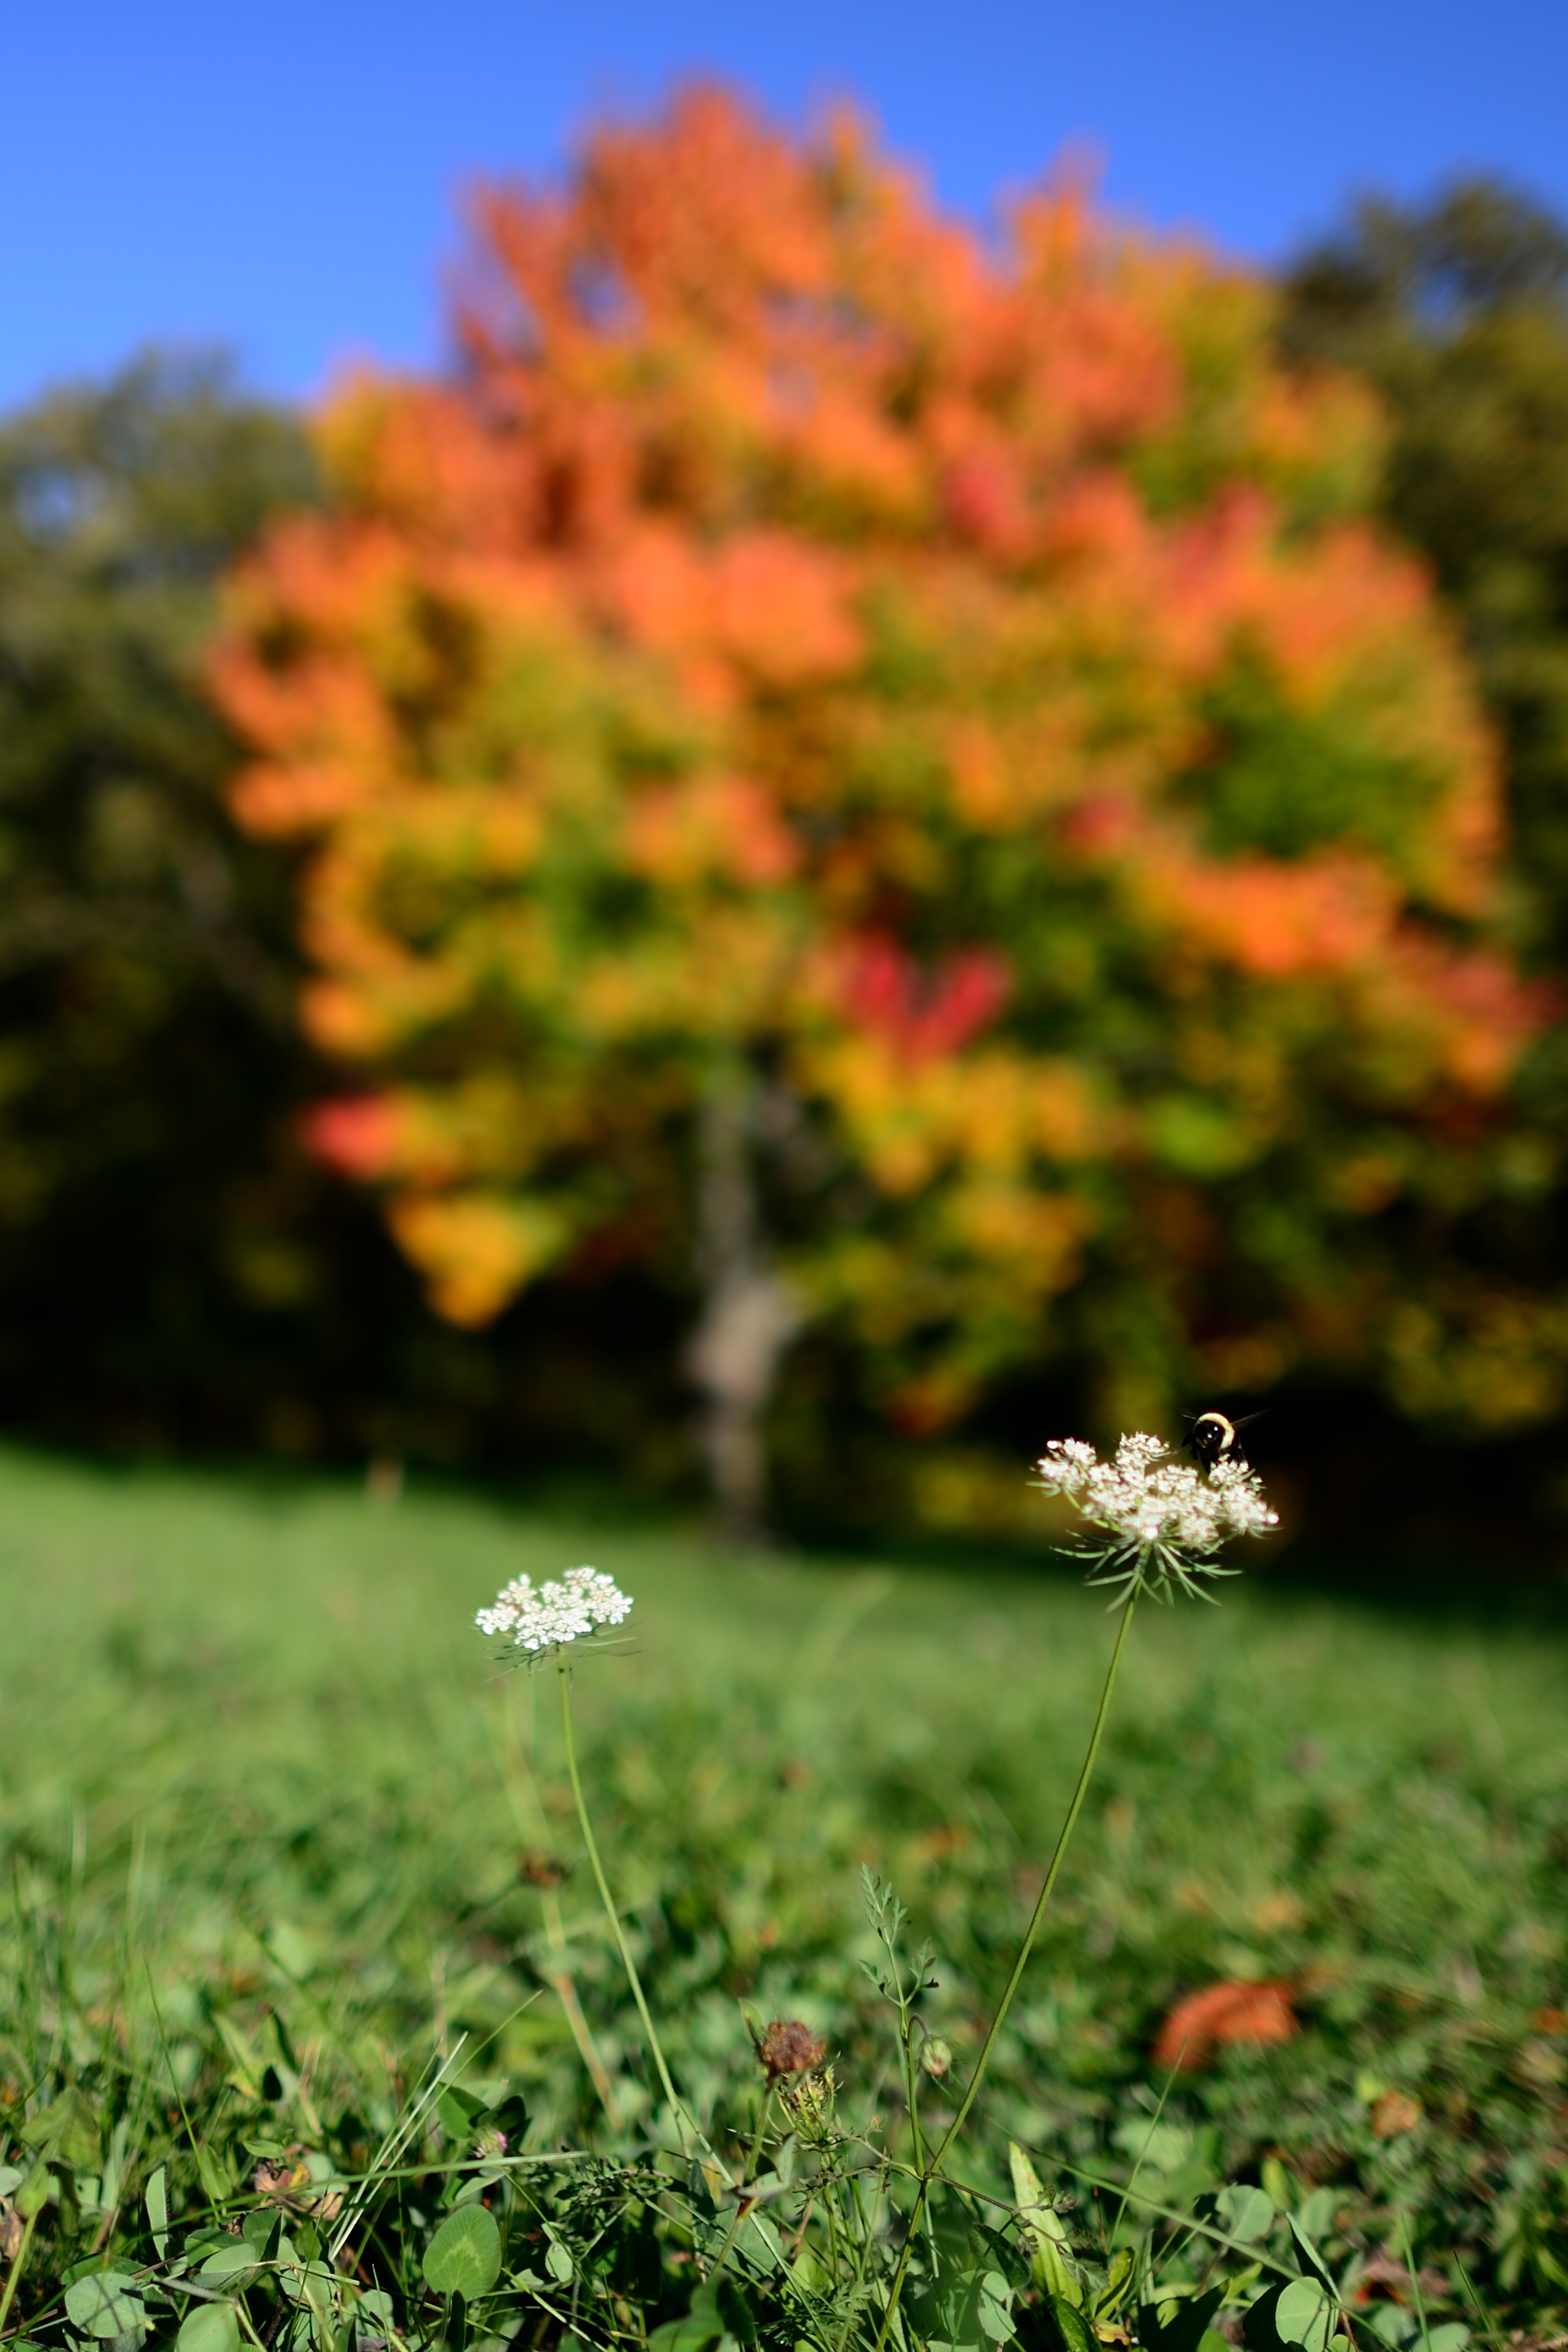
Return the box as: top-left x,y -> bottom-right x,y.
215,89 -> 1549,1535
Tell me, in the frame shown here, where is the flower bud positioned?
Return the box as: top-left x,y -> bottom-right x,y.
920,2036 -> 954,2080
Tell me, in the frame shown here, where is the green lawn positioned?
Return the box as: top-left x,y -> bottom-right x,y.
0,1445 -> 1565,2324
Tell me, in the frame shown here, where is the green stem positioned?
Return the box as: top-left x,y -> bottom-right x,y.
706,2092 -> 775,2282
874,1594 -> 1137,2349
836,2170 -> 877,2352
487,1692 -> 622,2128
555,1655 -> 697,2148
824,2177 -> 842,2301
902,1985 -> 926,2182
901,2015 -> 926,2182
901,2014 -> 939,2267
0,2211 -> 39,2339
1398,2213 -> 1430,2350
740,2088 -> 773,2190
534,1914 -> 622,2132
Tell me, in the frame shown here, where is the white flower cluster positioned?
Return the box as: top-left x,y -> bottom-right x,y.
1037,1432 -> 1277,1551
1034,1433 -> 1277,1603
475,1564 -> 633,1652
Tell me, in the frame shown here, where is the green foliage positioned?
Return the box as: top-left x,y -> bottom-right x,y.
1280,177 -> 1568,1445
0,356 -> 692,1481
0,352 -> 330,1444
61,2269 -> 145,2341
1010,2143 -> 1079,2303
0,1451 -> 1559,2338
422,2202 -> 502,2296
18,2093 -> 99,2171
1282,178 -> 1568,958
175,2303 -> 238,2352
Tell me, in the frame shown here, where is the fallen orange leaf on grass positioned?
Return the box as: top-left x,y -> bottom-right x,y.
1153,1978 -> 1298,2070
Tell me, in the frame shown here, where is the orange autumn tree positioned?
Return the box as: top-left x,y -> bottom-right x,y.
215,89 -> 1548,1533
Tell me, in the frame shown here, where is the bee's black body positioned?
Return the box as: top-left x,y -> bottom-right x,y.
1185,1409 -> 1262,1468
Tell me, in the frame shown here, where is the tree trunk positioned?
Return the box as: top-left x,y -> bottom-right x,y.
685,1074 -> 801,1546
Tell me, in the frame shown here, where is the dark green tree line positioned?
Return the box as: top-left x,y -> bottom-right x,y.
0,353 -> 684,1470
1275,179 -> 1568,1542
0,356 -> 376,1450
1283,177 -> 1568,965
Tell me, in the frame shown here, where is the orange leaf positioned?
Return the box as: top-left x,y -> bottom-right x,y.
1153,1978 -> 1297,2071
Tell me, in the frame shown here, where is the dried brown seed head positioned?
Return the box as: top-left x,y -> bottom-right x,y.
758,2018 -> 827,2080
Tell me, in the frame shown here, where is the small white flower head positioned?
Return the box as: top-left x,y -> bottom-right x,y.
1034,1431 -> 1277,1605
475,1563 -> 633,1657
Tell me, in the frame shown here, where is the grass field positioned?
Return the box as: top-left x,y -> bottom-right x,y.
1,1444 -> 1566,2337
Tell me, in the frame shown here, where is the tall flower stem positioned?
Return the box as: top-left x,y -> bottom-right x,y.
485,1698 -> 622,2128
555,1655 -> 698,2148
874,1592 -> 1139,2348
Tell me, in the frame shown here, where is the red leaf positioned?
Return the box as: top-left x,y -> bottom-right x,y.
301,1097 -> 396,1181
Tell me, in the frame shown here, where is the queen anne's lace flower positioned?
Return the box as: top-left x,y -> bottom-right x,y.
476,1563 -> 633,1652
1034,1432 -> 1277,1604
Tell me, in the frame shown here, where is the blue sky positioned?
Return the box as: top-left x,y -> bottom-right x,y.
3,0 -> 1564,411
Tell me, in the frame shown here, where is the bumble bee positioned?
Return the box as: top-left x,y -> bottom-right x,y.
1184,1408 -> 1264,1469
